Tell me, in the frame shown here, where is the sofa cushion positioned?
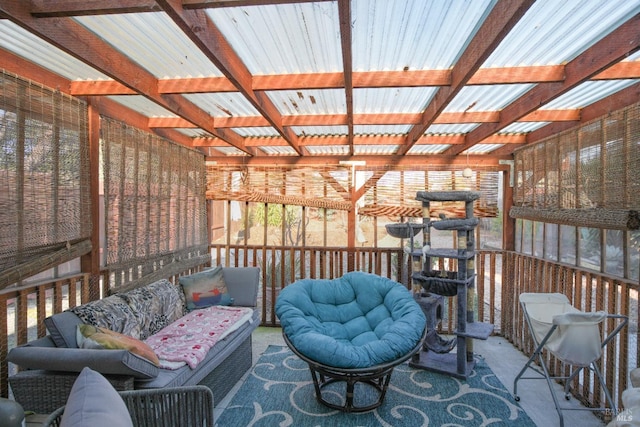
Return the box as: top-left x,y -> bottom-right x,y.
77,324 -> 160,366
70,295 -> 141,339
45,311 -> 84,348
60,367 -> 133,427
116,279 -> 186,340
223,267 -> 260,307
7,345 -> 159,379
180,266 -> 233,310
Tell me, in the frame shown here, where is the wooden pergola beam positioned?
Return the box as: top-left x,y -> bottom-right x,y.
203,154 -> 512,167
156,0 -> 303,155
525,81 -> 640,146
0,1 -> 249,153
148,109 -> 581,130
399,0 -> 535,156
338,0 -> 354,155
67,61 -> 640,96
29,0 -> 332,16
29,0 -> 161,17
193,133 -> 527,148
0,48 -> 201,150
446,13 -> 640,156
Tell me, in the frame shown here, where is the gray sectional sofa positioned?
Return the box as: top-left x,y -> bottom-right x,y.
8,266 -> 260,414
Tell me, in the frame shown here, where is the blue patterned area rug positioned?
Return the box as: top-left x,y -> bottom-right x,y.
216,345 -> 536,426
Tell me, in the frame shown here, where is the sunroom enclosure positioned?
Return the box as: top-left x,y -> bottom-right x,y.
1,70 -> 639,420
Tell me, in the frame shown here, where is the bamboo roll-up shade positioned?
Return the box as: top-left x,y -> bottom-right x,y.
512,102 -> 640,229
0,70 -> 90,276
360,168 -> 499,218
206,165 -> 351,210
101,118 -> 207,270
206,164 -> 499,218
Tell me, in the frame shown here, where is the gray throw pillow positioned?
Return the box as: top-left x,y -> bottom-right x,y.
60,367 -> 133,427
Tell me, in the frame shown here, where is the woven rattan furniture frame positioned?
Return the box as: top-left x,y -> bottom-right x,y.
9,370 -> 135,414
283,329 -> 426,413
41,385 -> 214,427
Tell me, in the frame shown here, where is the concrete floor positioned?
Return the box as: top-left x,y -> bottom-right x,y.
215,327 -> 609,427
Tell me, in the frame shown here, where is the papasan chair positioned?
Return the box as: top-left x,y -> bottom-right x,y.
275,271 -> 427,412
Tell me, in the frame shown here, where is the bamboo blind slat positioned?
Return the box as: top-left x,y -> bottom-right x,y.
513,102 -> 640,229
101,118 -> 208,290
0,70 -> 90,280
206,165 -> 500,217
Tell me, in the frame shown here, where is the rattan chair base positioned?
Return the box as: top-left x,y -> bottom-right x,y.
283,329 -> 425,413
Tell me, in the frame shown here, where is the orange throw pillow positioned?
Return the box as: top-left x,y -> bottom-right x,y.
77,324 -> 160,366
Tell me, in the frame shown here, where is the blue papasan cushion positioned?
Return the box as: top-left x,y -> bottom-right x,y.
275,272 -> 426,369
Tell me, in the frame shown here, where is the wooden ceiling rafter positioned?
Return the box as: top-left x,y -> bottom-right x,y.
193,133 -> 527,149
338,0 -> 354,156
447,12 -> 640,156
8,0 -> 639,164
399,0 -> 535,156
0,1 -> 250,154
147,108 -> 582,131
0,47 -> 202,150
29,0 -> 162,17
156,0 -> 304,156
203,155 -> 513,168
526,81 -> 640,145
67,61 -> 640,96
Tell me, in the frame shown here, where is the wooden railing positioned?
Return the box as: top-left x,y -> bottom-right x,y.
1,246 -> 636,412
211,244 -> 406,325
497,252 -> 639,412
0,274 -> 94,400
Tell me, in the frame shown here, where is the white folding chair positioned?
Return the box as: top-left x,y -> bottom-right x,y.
513,293 -> 628,427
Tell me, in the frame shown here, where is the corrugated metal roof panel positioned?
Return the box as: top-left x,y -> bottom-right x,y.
407,145 -> 451,155
259,146 -> 299,156
267,89 -> 346,115
351,0 -> 496,71
543,79 -> 640,110
483,0 -> 640,67
206,2 -> 342,75
354,87 -> 437,114
177,128 -> 212,138
75,13 -> 222,79
354,125 -> 412,135
108,95 -> 176,117
234,127 -> 280,137
213,146 -> 247,156
305,146 -> 350,156
446,84 -> 534,111
353,145 -> 399,155
464,144 -> 504,154
184,93 -> 260,117
292,126 -> 348,136
0,20 -> 109,80
426,124 -> 480,134
502,122 -> 549,133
